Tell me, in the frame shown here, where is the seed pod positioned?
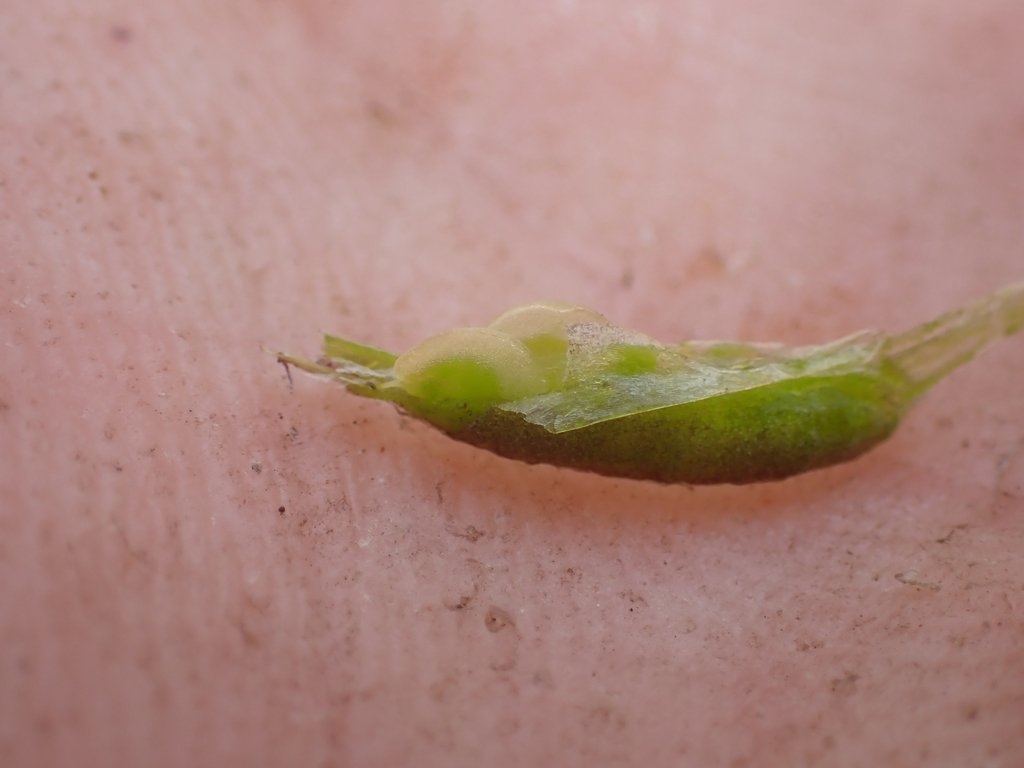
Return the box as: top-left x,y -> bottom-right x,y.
277,282 -> 1023,484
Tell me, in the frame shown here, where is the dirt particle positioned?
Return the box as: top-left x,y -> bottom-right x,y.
446,523 -> 484,542
109,25 -> 133,43
686,245 -> 726,279
584,705 -> 626,732
830,672 -> 859,697
277,506 -> 286,515
236,619 -> 260,649
620,590 -> 648,612
895,570 -> 941,591
560,566 -> 583,586
484,606 -> 513,633
365,98 -> 400,128
936,524 -> 967,544
796,639 -> 825,652
620,267 -> 635,289
444,595 -> 472,611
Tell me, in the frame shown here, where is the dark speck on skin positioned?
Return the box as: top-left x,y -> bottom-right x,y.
446,524 -> 484,542
109,26 -> 133,43
936,524 -> 967,544
484,606 -> 513,633
894,571 -> 941,591
620,267 -> 635,289
830,672 -> 860,697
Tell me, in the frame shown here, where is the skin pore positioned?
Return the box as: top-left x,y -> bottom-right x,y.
3,2 -> 1024,766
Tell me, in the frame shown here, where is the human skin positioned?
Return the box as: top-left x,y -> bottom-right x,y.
2,1 -> 1023,766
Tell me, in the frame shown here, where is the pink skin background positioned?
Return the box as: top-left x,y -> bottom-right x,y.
3,1 -> 1024,766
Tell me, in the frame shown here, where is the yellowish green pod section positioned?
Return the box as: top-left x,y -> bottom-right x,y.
278,283 -> 1023,484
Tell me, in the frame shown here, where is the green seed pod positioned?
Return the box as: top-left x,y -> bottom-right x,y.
277,282 -> 1023,484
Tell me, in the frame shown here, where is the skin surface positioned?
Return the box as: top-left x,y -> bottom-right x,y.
3,1 -> 1024,766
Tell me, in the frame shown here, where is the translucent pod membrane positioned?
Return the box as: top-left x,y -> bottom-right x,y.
392,327 -> 545,430
883,281 -> 1024,398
